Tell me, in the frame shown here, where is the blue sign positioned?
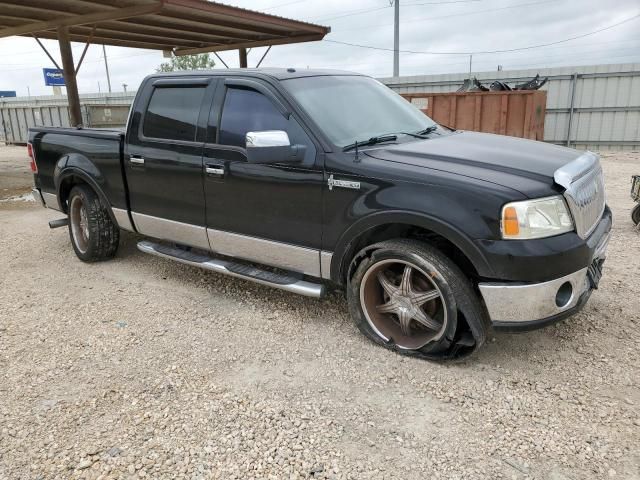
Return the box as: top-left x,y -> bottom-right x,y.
43,68 -> 65,86
0,91 -> 16,98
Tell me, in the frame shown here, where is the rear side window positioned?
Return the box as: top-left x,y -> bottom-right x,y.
219,87 -> 288,147
143,86 -> 206,141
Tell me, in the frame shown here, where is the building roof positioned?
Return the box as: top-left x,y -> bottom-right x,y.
0,0 -> 330,55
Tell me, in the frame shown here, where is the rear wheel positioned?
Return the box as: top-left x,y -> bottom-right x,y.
67,185 -> 119,262
347,239 -> 488,360
632,204 -> 640,226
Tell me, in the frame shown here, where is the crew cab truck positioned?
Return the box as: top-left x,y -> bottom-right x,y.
29,68 -> 611,360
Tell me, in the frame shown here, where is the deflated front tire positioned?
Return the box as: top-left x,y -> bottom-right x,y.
347,239 -> 489,361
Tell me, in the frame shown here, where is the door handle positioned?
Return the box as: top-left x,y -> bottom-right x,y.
205,165 -> 225,176
130,155 -> 145,165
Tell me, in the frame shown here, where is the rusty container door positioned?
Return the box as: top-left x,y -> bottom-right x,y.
401,90 -> 547,141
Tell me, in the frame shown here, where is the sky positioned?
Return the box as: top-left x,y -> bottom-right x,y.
0,0 -> 639,97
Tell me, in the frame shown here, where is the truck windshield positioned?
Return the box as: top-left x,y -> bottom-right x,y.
282,75 -> 437,148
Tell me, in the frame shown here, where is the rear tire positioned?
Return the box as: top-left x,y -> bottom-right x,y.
632,204 -> 640,226
347,239 -> 488,361
67,185 -> 119,262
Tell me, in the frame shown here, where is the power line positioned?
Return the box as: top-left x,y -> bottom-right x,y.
309,44 -> 640,69
403,0 -> 481,5
332,0 -> 557,32
310,0 -> 482,22
261,0 -> 309,11
324,13 -> 640,55
4,50 -> 161,71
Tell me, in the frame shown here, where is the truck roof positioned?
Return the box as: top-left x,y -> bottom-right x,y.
147,68 -> 364,81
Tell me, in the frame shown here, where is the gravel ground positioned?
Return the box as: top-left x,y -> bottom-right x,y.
0,147 -> 639,480
0,145 -> 33,198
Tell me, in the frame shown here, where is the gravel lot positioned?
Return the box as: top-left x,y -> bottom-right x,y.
0,145 -> 639,479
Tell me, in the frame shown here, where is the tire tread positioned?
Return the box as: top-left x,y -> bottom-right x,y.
68,185 -> 119,262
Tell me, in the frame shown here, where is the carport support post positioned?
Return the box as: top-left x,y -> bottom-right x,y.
239,47 -> 248,68
57,26 -> 82,127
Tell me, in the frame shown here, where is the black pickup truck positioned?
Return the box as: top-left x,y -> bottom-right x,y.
29,68 -> 611,360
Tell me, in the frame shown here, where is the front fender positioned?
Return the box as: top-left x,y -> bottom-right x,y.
330,210 -> 494,283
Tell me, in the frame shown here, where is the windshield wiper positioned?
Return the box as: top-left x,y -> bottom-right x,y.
415,125 -> 438,136
342,134 -> 397,153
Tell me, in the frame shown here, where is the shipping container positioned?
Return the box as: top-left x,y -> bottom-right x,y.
382,63 -> 640,151
401,90 -> 546,140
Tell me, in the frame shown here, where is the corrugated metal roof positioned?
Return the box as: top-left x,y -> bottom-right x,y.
0,0 -> 330,54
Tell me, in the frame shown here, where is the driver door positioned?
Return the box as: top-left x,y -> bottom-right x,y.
202,79 -> 324,277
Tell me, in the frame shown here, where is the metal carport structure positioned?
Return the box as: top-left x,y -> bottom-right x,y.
0,0 -> 330,126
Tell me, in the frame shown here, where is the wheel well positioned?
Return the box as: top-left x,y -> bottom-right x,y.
342,223 -> 479,284
58,175 -> 89,213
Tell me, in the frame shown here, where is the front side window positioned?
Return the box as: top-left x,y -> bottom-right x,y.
219,87 -> 289,147
143,86 -> 206,141
219,86 -> 316,164
282,75 -> 436,148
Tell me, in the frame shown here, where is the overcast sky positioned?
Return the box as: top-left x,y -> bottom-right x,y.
1,0 -> 638,96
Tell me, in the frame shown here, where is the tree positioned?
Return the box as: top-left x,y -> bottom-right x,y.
157,53 -> 216,72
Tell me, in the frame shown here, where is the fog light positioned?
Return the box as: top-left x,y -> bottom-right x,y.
555,282 -> 573,308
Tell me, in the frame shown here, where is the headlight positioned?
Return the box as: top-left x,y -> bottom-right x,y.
501,196 -> 574,239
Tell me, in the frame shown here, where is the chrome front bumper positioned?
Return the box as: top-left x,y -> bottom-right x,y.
479,230 -> 610,329
479,267 -> 591,325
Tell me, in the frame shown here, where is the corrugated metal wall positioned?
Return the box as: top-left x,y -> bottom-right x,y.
3,63 -> 639,151
0,92 -> 135,144
380,63 -> 640,151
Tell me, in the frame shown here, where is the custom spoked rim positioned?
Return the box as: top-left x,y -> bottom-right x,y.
69,195 -> 89,254
360,259 -> 448,350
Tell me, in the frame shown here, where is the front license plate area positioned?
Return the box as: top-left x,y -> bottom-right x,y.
587,258 -> 605,289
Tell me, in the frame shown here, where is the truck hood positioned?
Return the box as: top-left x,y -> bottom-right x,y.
364,131 -> 581,198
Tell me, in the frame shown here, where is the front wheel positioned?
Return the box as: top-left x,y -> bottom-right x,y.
632,204 -> 640,226
347,239 -> 488,360
67,184 -> 119,262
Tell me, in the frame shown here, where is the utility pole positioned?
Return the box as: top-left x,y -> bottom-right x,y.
393,0 -> 399,77
102,45 -> 112,93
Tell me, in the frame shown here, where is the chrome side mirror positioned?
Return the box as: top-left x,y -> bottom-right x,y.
246,130 -> 291,148
245,130 -> 306,165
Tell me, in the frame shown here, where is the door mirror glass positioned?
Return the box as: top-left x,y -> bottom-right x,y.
245,130 -> 306,164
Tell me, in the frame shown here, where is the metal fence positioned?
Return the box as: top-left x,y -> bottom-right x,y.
0,92 -> 135,144
3,63 -> 639,151
381,63 -> 640,151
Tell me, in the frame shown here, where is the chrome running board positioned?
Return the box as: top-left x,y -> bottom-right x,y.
137,240 -> 325,298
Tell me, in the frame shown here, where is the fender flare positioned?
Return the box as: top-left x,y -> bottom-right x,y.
54,154 -> 118,225
329,210 -> 493,283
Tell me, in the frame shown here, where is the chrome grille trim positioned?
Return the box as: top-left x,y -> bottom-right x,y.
554,152 -> 606,239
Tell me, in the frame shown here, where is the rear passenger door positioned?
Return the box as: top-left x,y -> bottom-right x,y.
202,78 -> 324,277
125,77 -> 217,250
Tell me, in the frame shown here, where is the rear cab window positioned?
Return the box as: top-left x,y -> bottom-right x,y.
142,86 -> 206,142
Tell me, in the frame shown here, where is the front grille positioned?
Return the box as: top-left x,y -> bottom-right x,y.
562,162 -> 606,239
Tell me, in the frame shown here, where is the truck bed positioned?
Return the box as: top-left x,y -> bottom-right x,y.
30,126 -> 127,212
